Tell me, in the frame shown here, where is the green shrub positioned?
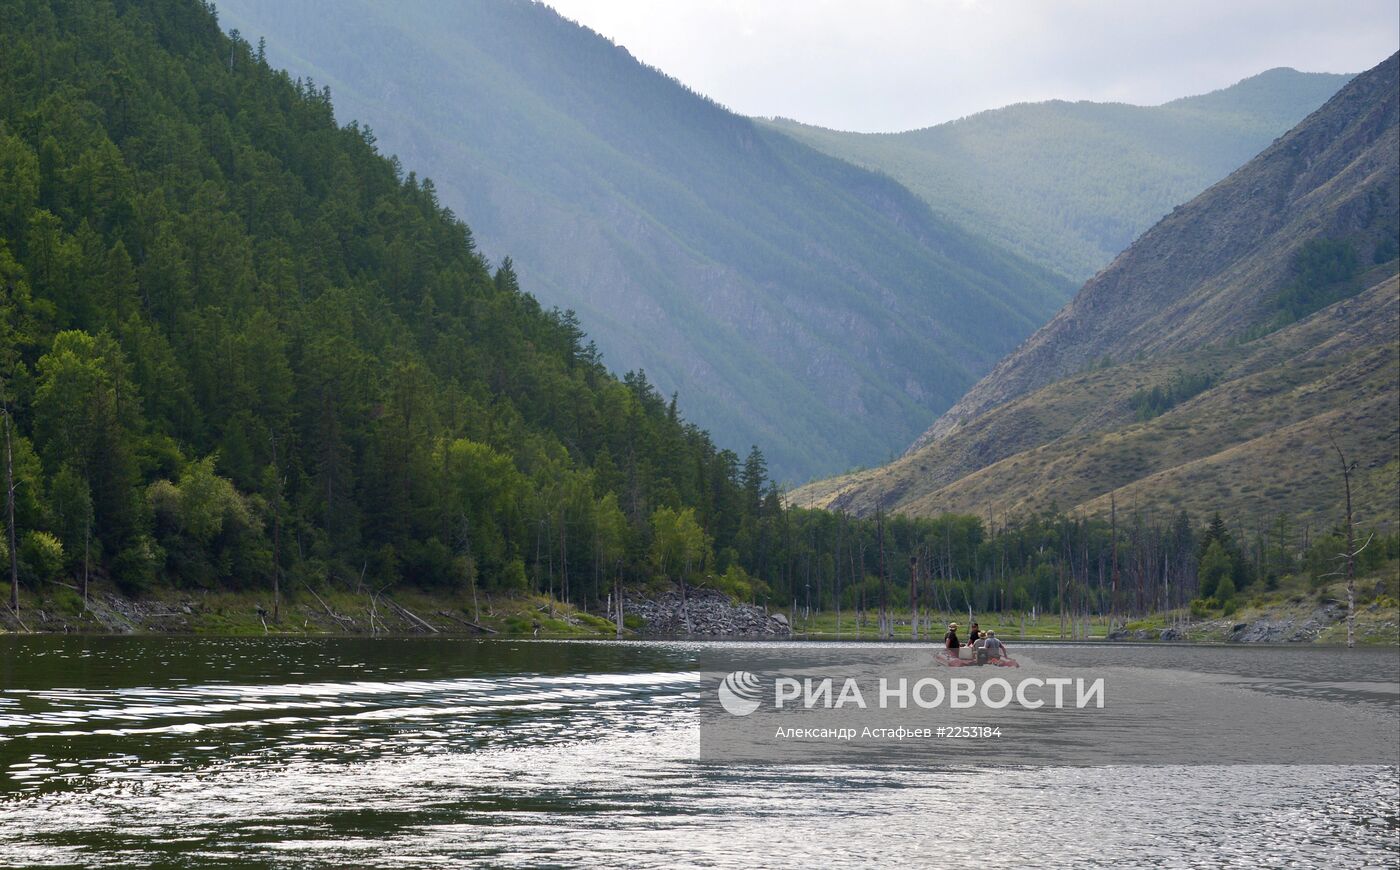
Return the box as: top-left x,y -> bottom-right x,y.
1198,541 -> 1232,599
709,564 -> 757,602
49,585 -> 84,615
112,536 -> 164,594
574,612 -> 614,632
21,531 -> 65,582
499,558 -> 528,591
1216,573 -> 1236,606
1189,598 -> 1217,619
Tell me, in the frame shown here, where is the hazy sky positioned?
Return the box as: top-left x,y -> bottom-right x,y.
544,0 -> 1400,132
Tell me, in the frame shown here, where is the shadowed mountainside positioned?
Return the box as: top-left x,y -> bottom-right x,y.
214,0 -> 1072,481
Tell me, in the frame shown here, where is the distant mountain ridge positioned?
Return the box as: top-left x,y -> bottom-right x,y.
766,67 -> 1352,283
794,52 -> 1400,529
214,0 -> 1072,482
917,52 -> 1398,449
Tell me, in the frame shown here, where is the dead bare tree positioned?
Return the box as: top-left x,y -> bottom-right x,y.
1328,435 -> 1373,648
876,508 -> 889,639
1109,495 -> 1120,629
834,513 -> 844,637
3,405 -> 17,616
908,555 -> 919,641
269,432 -> 283,623
614,558 -> 624,640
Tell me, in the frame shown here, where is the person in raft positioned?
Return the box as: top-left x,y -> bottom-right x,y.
944,622 -> 961,650
966,622 -> 982,646
980,631 -> 1008,661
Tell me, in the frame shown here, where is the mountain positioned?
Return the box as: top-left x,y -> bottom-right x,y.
794,53 -> 1400,531
0,0 -> 803,599
211,0 -> 1073,482
766,68 -> 1352,284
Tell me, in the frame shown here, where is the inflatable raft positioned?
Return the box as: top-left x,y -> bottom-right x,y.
935,648 -> 1019,668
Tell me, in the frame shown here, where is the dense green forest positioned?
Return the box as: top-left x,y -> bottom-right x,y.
0,0 -> 805,607
212,0 -> 1074,483
754,509 -> 1397,630
0,1 -> 1391,633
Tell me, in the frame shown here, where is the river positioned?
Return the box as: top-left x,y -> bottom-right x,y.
1,636 -> 1396,867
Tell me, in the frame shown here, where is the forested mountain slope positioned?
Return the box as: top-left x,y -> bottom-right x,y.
212,0 -> 1072,482
0,0 -> 798,600
767,68 -> 1351,283
794,53 -> 1399,530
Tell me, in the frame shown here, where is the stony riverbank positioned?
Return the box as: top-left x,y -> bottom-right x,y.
1106,596 -> 1398,644
624,588 -> 790,637
0,584 -> 610,637
4,582 -> 1392,643
0,582 -> 793,638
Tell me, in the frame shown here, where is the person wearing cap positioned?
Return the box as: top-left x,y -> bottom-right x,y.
943,622 -> 961,650
982,631 -> 1007,660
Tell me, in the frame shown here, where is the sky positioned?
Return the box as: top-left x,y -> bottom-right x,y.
544,0 -> 1400,132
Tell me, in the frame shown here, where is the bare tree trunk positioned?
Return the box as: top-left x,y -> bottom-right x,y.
614,564 -> 624,640
877,509 -> 888,639
4,409 -> 17,615
851,540 -> 862,633
1109,495 -> 1119,630
270,434 -> 283,622
835,515 -> 843,638
1057,562 -> 1066,640
271,490 -> 281,622
679,557 -> 692,635
1331,437 -> 1358,648
83,524 -> 90,607
908,556 -> 918,641
559,513 -> 568,609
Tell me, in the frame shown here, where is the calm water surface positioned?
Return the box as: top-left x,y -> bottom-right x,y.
1,636 -> 1396,867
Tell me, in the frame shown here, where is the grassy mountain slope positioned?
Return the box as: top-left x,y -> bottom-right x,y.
794,54 -> 1400,530
212,0 -> 1072,482
766,68 -> 1351,283
797,275 -> 1397,530
917,53 -> 1398,449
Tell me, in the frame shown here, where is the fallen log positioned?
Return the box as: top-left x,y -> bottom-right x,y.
5,605 -> 30,633
436,610 -> 499,634
304,582 -> 355,630
385,597 -> 440,633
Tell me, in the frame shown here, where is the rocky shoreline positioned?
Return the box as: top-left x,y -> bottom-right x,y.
1106,600 -> 1398,644
0,590 -> 478,636
625,588 -> 790,638
0,584 -> 796,639
4,584 -> 1392,644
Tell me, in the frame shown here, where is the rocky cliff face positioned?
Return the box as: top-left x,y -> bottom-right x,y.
914,52 -> 1399,451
